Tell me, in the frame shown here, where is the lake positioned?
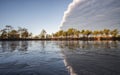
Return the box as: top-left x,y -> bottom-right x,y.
0,41 -> 120,75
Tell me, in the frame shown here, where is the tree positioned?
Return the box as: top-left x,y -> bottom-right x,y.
9,30 -> 19,39
99,30 -> 104,37
0,29 -> 7,39
93,30 -> 100,37
81,30 -> 85,37
19,28 -> 29,39
63,31 -> 68,38
40,29 -> 47,39
74,29 -> 80,38
110,29 -> 119,37
18,27 -> 23,38
52,33 -> 57,38
57,30 -> 64,38
103,29 -> 110,37
18,27 -> 28,38
5,25 -> 13,38
18,27 -> 29,39
84,30 -> 92,38
28,33 -> 33,38
67,28 -> 75,38
92,30 -> 101,40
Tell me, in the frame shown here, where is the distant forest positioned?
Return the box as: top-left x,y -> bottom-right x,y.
0,25 -> 120,40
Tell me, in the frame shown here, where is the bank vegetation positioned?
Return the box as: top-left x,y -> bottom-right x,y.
0,25 -> 120,41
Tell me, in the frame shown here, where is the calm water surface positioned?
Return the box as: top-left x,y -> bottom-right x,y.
0,41 -> 120,75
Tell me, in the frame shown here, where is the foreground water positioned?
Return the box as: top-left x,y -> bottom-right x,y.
0,41 -> 120,75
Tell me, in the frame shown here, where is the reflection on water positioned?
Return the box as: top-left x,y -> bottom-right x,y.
0,41 -> 68,75
0,41 -> 28,52
58,41 -> 120,75
0,41 -> 120,75
58,41 -> 119,50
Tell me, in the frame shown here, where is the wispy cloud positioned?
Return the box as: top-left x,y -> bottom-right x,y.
60,0 -> 120,31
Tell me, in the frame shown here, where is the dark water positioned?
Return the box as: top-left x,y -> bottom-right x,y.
0,41 -> 120,75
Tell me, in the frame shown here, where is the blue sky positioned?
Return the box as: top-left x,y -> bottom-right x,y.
0,0 -> 72,35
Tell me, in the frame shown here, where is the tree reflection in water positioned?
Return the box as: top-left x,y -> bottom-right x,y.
40,41 -> 46,54
0,41 -> 28,52
58,41 -> 119,50
0,41 -> 119,75
58,41 -> 120,75
18,41 -> 28,51
0,41 -> 69,75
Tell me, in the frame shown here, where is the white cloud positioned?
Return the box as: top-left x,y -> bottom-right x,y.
60,0 -> 120,31
60,0 -> 81,27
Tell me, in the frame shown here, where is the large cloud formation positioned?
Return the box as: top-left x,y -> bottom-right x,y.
60,0 -> 120,31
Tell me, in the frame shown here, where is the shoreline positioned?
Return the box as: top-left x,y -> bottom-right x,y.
0,37 -> 120,41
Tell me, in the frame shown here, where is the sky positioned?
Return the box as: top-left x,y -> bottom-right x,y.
0,0 -> 120,35
0,0 -> 72,35
60,0 -> 120,31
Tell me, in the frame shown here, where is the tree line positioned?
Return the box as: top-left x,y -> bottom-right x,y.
0,25 -> 32,39
0,25 -> 120,40
52,28 -> 120,40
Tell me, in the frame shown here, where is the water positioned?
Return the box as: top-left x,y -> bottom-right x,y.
0,41 -> 120,75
